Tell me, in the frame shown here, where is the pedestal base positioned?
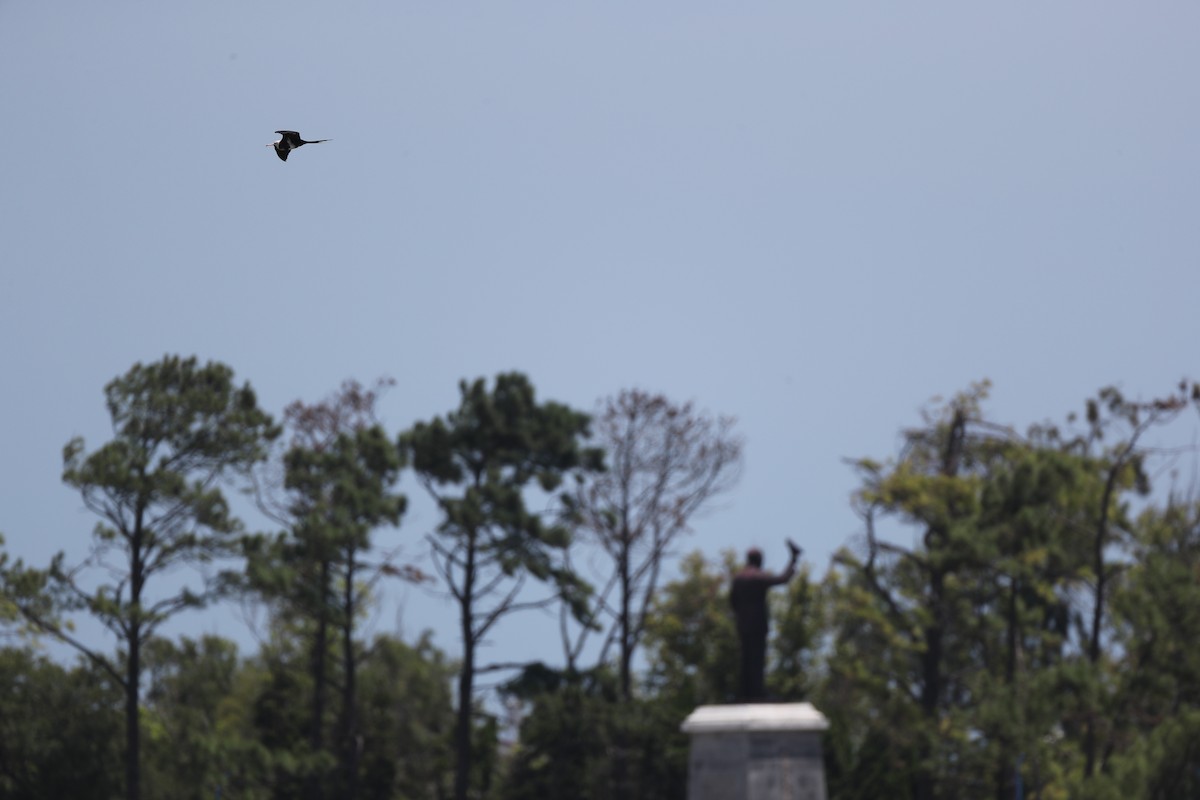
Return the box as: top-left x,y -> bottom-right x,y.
681,703 -> 828,800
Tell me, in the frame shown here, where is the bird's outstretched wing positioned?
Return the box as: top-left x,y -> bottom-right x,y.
275,148 -> 289,162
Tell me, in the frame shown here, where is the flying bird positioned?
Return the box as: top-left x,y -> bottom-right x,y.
268,130 -> 329,162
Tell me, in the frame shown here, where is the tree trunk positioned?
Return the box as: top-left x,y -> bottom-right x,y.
126,509 -> 146,800
309,559 -> 331,800
618,526 -> 632,701
126,620 -> 141,800
454,530 -> 477,800
913,408 -> 966,800
996,576 -> 1019,800
1085,465 -> 1119,778
613,524 -> 632,798
342,549 -> 359,800
914,567 -> 944,800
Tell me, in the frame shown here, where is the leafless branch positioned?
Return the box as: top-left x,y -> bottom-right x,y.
475,576 -> 527,641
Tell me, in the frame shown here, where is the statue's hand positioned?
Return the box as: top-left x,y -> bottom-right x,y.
786,538 -> 802,558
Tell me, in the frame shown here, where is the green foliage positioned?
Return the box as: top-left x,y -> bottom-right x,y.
284,426 -> 406,537
1101,708 -> 1200,799
1089,501 -> 1200,799
9,364 -> 1200,800
23,355 -> 278,651
820,382 -> 1200,799
354,634 -> 456,799
248,637 -> 327,799
497,676 -> 688,800
138,630 -> 455,800
642,550 -> 739,711
140,636 -> 274,800
2,355 -> 278,800
242,379 -> 409,800
400,372 -> 604,800
500,548 -> 820,800
1114,502 -> 1200,712
768,563 -> 825,701
245,423 -> 406,639
62,355 -> 278,556
401,373 -> 603,611
500,684 -> 616,800
823,387 -> 1103,799
0,648 -> 123,799
0,535 -> 13,628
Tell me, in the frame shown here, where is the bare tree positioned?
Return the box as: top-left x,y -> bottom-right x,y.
571,389 -> 743,700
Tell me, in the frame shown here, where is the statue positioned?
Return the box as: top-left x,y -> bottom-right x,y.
729,538 -> 802,701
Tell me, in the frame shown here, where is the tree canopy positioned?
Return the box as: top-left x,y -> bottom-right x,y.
4,360 -> 1200,800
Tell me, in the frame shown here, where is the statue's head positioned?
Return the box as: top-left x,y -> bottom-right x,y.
746,547 -> 763,568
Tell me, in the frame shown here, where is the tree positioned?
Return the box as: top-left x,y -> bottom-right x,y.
0,647 -> 123,799
281,427 -> 406,800
498,550 -> 739,800
1096,500 -> 1200,798
497,679 -> 618,800
248,626 -> 334,800
1,355 -> 278,800
828,384 -> 1020,799
1052,383 -> 1198,779
134,629 -> 456,800
571,389 -> 742,700
245,379 -> 408,800
637,549 -> 741,800
765,561 -> 824,702
820,382 -> 1200,799
399,373 -> 604,800
641,550 -> 740,713
0,535 -> 17,635
140,635 -> 270,800
356,633 -> 457,800
967,441 -> 1092,800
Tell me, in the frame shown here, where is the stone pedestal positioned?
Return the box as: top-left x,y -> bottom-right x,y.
681,703 -> 828,800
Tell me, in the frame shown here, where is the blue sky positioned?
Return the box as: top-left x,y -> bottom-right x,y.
2,1 -> 1199,675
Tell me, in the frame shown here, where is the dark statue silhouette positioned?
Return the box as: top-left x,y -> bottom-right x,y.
729,539 -> 802,701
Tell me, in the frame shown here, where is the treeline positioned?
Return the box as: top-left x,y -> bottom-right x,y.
1,358 -> 1199,800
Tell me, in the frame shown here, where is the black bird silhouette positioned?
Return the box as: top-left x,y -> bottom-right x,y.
268,130 -> 329,162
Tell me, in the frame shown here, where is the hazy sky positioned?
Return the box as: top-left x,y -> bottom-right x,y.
3,1 -> 1198,675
